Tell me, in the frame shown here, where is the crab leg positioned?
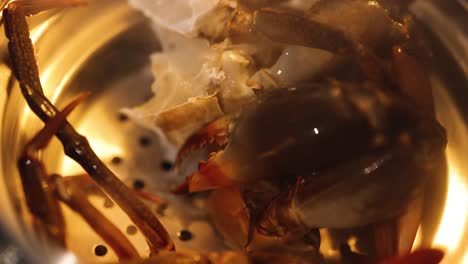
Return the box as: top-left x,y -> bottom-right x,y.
392,45 -> 448,249
253,9 -> 353,54
371,45 -> 445,258
16,98 -> 84,248
50,174 -> 140,260
392,46 -> 434,115
253,9 -> 390,81
20,92 -> 139,260
17,92 -> 89,247
256,149 -> 430,247
61,174 -> 169,208
3,2 -> 174,253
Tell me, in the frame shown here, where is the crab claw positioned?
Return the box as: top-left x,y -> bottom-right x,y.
175,116 -> 232,168
172,151 -> 234,194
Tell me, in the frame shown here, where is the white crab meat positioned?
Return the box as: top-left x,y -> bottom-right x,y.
216,49 -> 255,113
123,24 -> 255,147
155,95 -> 225,146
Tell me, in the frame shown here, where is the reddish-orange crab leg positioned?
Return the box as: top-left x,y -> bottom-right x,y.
61,174 -> 169,208
50,174 -> 140,260
4,3 -> 174,253
21,93 -> 139,260
133,190 -> 169,209
24,92 -> 90,153
17,92 -> 89,247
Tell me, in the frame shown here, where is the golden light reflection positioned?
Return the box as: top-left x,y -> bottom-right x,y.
56,252 -> 78,264
433,157 -> 468,251
412,226 -> 422,249
347,236 -> 359,252
60,138 -> 123,175
463,252 -> 468,264
30,20 -> 51,43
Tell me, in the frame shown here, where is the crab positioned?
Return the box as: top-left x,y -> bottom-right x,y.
173,79 -> 446,254
2,0 -> 447,263
170,0 -> 448,259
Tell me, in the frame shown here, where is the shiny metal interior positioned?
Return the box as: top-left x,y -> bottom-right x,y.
0,0 -> 466,263
0,1 -> 225,262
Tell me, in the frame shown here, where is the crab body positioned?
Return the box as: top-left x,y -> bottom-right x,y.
177,80 -> 446,247
183,81 -> 445,185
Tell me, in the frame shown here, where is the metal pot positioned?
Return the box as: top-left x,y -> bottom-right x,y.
0,0 -> 466,263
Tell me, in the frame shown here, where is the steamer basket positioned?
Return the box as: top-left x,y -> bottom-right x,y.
0,0 -> 466,263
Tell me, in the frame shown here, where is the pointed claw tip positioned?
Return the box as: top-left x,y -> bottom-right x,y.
175,116 -> 231,166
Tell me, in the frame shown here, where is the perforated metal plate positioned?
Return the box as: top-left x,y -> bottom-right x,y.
0,1 -> 226,262
49,16 -> 226,264
1,1 -> 468,263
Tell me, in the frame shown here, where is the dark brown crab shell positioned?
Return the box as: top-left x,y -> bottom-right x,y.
196,81 -> 446,234
178,80 -> 446,256
221,81 -> 445,185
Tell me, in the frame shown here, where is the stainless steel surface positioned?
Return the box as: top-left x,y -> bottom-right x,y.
0,1 -> 225,263
0,0 -> 466,263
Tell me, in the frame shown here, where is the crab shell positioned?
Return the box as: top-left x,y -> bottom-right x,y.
181,81 -> 446,229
